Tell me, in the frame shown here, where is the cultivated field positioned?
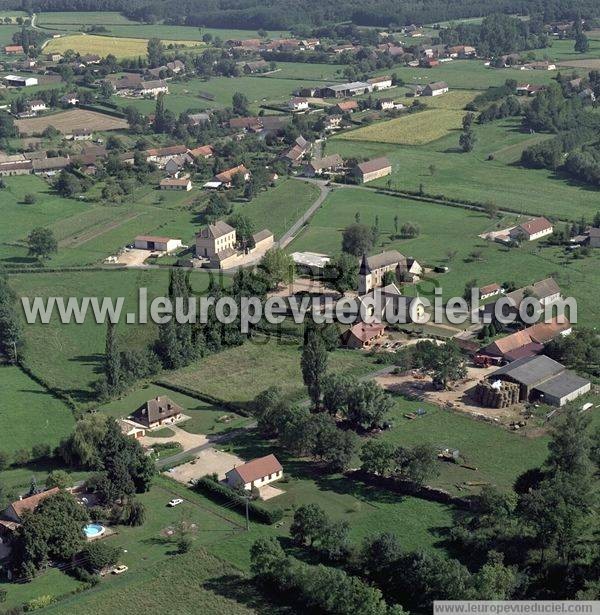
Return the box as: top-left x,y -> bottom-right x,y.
44,33 -> 204,59
341,108 -> 464,145
16,109 -> 129,135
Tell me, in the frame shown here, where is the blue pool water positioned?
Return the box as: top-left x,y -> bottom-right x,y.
83,523 -> 105,538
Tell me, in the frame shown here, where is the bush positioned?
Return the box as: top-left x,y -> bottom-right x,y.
194,476 -> 283,524
23,193 -> 36,205
24,595 -> 56,611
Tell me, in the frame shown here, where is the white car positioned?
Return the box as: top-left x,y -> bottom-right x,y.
112,565 -> 128,575
168,498 -> 184,507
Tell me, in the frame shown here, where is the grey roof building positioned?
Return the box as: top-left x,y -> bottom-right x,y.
490,355 -> 590,406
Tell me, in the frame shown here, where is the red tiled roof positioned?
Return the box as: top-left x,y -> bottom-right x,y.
346,322 -> 385,343
228,454 -> 282,483
517,217 -> 553,236
10,488 -> 60,519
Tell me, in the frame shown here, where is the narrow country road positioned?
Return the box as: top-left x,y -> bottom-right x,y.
277,177 -> 331,249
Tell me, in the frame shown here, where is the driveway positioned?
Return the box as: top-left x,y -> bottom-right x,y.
166,448 -> 244,484
141,425 -> 208,451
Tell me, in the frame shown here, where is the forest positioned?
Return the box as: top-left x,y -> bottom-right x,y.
6,0 -> 600,30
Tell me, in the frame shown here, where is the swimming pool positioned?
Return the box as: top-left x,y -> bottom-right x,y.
83,523 -> 106,539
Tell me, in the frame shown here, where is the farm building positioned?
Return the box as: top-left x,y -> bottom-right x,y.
134,236 -> 182,253
70,128 -> 93,141
291,251 -> 331,273
225,454 -> 283,491
3,74 -> 38,87
4,45 -> 24,55
479,283 -> 502,300
213,164 -> 250,187
188,145 -> 214,159
26,100 -> 46,113
146,144 -> 189,166
489,355 -> 590,407
509,217 -> 553,241
0,160 -> 33,176
367,75 -> 393,91
160,176 -> 192,191
32,156 -> 70,175
334,100 -> 359,114
135,80 -> 168,97
303,153 -> 344,177
423,81 -> 449,96
322,81 -> 373,98
353,157 -> 392,184
132,396 -> 184,429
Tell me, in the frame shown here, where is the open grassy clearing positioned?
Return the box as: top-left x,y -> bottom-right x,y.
9,269 -> 220,406
530,31 -> 600,62
111,74 -> 331,115
215,429 -> 454,567
36,11 -> 137,26
0,366 -> 75,456
263,61 -> 346,81
379,60 -> 560,91
44,33 -> 204,59
327,116 -> 600,220
382,399 -> 549,494
96,383 -> 250,435
162,338 -> 380,409
231,178 -> 320,239
0,24 -> 21,47
286,188 -> 600,327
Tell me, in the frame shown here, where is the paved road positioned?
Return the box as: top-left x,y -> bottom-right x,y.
156,425 -> 253,469
278,178 -> 331,249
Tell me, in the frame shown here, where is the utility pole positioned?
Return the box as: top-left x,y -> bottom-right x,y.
245,496 -> 250,531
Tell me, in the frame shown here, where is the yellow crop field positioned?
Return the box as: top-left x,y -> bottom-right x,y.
338,109 -> 464,145
44,34 -> 203,59
338,91 -> 478,145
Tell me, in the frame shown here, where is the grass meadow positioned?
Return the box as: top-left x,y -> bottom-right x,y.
286,188 -> 600,327
162,337 -> 381,409
10,269 -> 220,406
0,366 -> 75,456
326,116 -> 600,220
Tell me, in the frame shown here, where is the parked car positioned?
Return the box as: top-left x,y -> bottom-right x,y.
168,498 -> 184,507
112,565 -> 128,575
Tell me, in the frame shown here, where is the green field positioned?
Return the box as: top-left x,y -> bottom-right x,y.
327,116 -> 600,220
96,383 -> 251,435
378,60 -> 560,91
0,366 -> 74,456
382,399 -> 549,493
286,188 -> 600,327
230,178 -> 319,239
10,269 -> 219,406
0,24 -> 21,47
112,74 -> 329,114
162,338 -> 380,409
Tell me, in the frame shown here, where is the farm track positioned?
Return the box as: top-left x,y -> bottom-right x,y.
58,212 -> 143,248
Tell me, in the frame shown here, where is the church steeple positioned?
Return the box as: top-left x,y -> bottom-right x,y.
359,253 -> 371,275
358,254 -> 372,294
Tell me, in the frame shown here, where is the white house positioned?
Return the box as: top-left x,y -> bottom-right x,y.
509,217 -> 553,242
288,97 -> 309,112
423,81 -> 449,96
27,100 -> 46,113
225,454 -> 283,491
